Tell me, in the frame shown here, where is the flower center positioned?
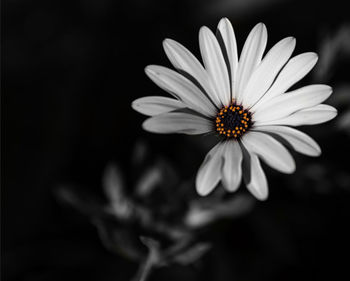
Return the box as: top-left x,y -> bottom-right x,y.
215,103 -> 253,139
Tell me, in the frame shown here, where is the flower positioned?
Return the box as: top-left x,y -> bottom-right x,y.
132,18 -> 337,200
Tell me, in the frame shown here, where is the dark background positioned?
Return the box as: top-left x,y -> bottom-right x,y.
2,0 -> 350,280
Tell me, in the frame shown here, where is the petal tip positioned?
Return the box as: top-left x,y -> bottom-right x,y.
144,65 -> 153,75
256,193 -> 269,201
141,118 -> 152,132
255,22 -> 267,30
131,99 -> 138,110
218,17 -> 231,27
331,107 -> 338,118
247,183 -> 269,201
144,65 -> 161,77
162,38 -> 172,48
254,22 -> 267,38
311,52 -> 319,62
285,163 -> 296,174
327,87 -> 333,97
199,26 -> 210,36
285,36 -> 296,49
195,180 -> 213,196
131,98 -> 147,115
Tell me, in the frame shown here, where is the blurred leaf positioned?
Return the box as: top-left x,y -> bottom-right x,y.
171,243 -> 211,266
139,236 -> 162,265
303,163 -> 332,193
134,165 -> 163,197
102,163 -> 125,202
131,237 -> 162,281
54,185 -> 103,216
327,84 -> 350,107
102,164 -> 133,220
199,0 -> 286,18
93,218 -> 145,261
185,195 -> 255,228
140,237 -> 160,251
337,110 -> 350,135
314,24 -> 350,81
131,139 -> 149,167
184,207 -> 216,229
336,171 -> 350,191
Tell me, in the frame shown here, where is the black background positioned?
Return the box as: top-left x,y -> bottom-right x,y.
2,0 -> 350,280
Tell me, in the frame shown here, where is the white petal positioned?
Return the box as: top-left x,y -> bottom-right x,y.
235,23 -> 267,104
256,104 -> 337,126
256,52 -> 318,105
145,65 -> 216,117
199,26 -> 231,106
163,39 -> 221,107
241,146 -> 268,201
142,112 -> 212,135
253,125 -> 321,157
217,18 -> 238,99
222,141 -> 243,192
196,142 -> 224,196
242,37 -> 296,108
253,84 -> 333,122
242,131 -> 296,174
132,96 -> 185,116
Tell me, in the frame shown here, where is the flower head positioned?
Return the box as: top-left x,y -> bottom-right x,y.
132,18 -> 337,200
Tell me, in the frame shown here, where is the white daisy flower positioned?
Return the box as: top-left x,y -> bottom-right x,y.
132,18 -> 337,200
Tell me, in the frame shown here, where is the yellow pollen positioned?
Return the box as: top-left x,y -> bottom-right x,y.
214,102 -> 253,139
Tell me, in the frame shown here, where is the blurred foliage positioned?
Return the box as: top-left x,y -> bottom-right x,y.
3,0 -> 350,280
55,141 -> 254,280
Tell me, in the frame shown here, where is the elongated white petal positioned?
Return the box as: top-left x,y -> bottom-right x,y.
256,104 -> 337,126
242,131 -> 296,173
163,39 -> 221,107
235,23 -> 267,104
254,125 -> 321,156
241,146 -> 268,201
199,26 -> 230,106
256,52 -> 318,105
145,65 -> 216,117
254,84 -> 332,122
142,112 -> 212,135
196,142 -> 224,196
222,141 -> 243,192
217,18 -> 238,99
242,37 -> 296,108
132,96 -> 185,116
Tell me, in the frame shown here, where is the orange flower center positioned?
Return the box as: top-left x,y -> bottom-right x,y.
215,103 -> 253,139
